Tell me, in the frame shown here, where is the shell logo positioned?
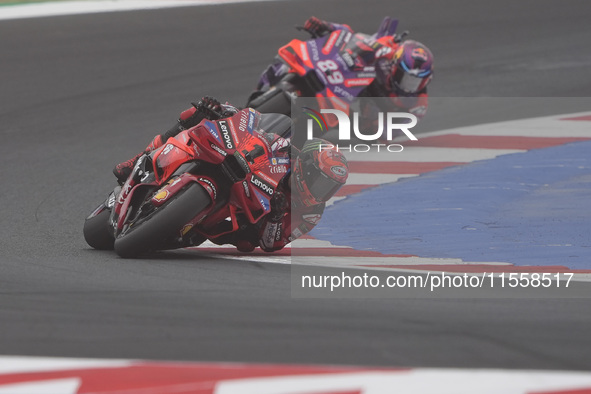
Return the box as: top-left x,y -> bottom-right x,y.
180,224 -> 193,236
153,190 -> 170,202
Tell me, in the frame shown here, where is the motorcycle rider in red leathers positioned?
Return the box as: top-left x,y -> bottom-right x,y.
113,97 -> 349,253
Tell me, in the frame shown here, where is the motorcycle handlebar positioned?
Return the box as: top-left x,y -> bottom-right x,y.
295,25 -> 317,39
192,100 -> 224,120
394,30 -> 410,43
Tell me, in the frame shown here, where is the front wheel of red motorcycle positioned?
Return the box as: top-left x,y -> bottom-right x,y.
84,207 -> 115,250
114,183 -> 211,259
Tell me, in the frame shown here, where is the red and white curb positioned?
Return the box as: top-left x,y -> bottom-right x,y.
191,111 -> 591,276
2,356 -> 591,393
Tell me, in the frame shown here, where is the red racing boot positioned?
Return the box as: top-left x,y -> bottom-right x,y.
113,134 -> 164,183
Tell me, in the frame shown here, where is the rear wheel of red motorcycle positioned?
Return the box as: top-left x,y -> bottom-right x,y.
114,183 -> 211,258
84,207 -> 115,250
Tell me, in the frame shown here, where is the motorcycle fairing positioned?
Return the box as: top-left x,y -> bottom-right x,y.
113,108 -> 291,245
277,28 -> 394,110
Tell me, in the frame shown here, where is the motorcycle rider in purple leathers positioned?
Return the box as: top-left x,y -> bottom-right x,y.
257,17 -> 433,120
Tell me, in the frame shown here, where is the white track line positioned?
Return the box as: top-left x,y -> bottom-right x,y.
0,379 -> 80,394
345,173 -> 416,185
0,355 -> 131,375
0,0 -> 286,21
215,369 -> 591,394
3,356 -> 591,393
420,111 -> 591,138
341,147 -> 524,162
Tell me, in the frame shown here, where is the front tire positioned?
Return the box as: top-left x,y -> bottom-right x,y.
83,207 -> 115,250
114,183 -> 211,258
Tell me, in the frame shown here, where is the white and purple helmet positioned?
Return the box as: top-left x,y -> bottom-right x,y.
389,40 -> 433,94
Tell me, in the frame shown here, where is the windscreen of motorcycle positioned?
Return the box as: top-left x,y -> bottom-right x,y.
258,113 -> 292,140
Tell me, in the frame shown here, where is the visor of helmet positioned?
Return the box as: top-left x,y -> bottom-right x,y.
392,62 -> 431,94
301,159 -> 344,202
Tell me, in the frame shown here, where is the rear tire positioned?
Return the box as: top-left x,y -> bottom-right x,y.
83,207 -> 115,250
114,183 -> 211,258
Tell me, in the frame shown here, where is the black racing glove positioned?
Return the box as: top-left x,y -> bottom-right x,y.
303,16 -> 332,37
192,96 -> 223,120
269,190 -> 288,222
165,97 -> 229,140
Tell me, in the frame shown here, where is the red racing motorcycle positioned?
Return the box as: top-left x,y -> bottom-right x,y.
83,108 -> 291,258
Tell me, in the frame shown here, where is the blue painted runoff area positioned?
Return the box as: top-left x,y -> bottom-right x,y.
312,140 -> 591,268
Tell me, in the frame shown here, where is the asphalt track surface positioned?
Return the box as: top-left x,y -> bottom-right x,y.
1,0 -> 591,370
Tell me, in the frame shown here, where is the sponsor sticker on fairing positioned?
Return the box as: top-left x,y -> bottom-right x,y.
247,111 -> 256,133
257,132 -> 273,153
162,144 -> 174,155
210,143 -> 227,156
250,174 -> 275,196
107,193 -> 116,208
198,177 -> 217,199
275,222 -> 283,241
333,85 -> 355,101
334,30 -> 350,49
242,180 -> 251,198
340,52 -> 355,68
270,165 -> 288,174
167,177 -> 182,187
248,108 -> 260,130
309,40 -> 320,62
238,110 -> 249,133
254,190 -> 270,211
322,31 -> 339,54
376,45 -> 393,58
344,78 -> 373,87
356,72 -> 377,79
153,189 -> 170,203
204,121 -> 221,142
262,222 -> 279,249
300,42 -> 309,63
180,224 -> 193,236
255,169 -> 278,186
303,213 -> 321,225
270,157 -> 290,166
271,137 -> 289,152
218,120 -> 234,150
290,227 -> 304,241
117,182 -> 132,205
335,54 -> 348,70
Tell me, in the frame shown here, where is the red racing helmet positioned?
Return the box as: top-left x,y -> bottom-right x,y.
293,139 -> 349,207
